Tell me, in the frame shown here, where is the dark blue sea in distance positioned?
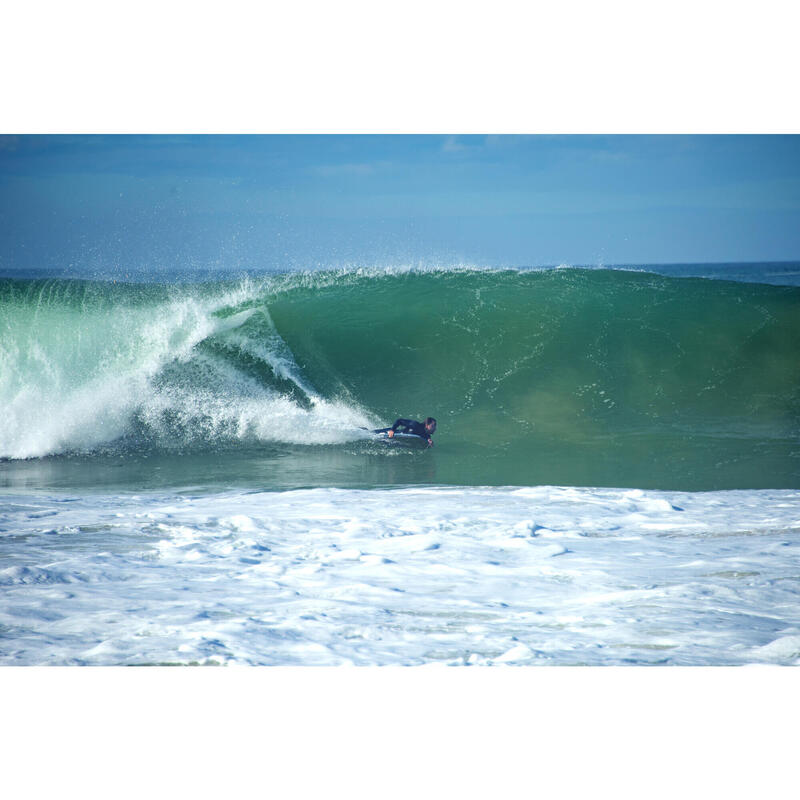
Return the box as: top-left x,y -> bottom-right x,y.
1,261 -> 799,493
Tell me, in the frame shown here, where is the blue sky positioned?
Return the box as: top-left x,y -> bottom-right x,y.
1,134 -> 799,273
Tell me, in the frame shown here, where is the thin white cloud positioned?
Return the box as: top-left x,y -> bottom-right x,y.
483,134 -> 533,148
309,161 -> 391,177
441,135 -> 475,154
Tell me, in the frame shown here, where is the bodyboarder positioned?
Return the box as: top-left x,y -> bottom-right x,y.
373,417 -> 437,447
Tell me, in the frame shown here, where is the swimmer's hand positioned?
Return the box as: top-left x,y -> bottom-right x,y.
387,429 -> 394,438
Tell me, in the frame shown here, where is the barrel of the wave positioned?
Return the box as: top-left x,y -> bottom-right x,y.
262,267 -> 800,490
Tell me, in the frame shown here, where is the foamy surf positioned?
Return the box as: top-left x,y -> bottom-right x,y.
2,485 -> 798,666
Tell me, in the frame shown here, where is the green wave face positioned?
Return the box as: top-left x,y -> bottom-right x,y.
2,268 -> 799,490
266,268 -> 800,488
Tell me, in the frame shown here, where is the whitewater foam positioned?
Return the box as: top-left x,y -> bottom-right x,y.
1,485 -> 798,666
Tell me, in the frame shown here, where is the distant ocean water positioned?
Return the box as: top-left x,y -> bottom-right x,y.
2,261 -> 799,665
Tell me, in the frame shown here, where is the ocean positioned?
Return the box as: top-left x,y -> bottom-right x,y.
2,262 -> 800,665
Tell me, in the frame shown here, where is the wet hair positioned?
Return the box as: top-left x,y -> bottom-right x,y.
425,417 -> 437,432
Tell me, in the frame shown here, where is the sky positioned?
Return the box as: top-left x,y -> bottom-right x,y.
1,134 -> 799,275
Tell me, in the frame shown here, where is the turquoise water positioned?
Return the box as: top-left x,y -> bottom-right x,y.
2,265 -> 799,491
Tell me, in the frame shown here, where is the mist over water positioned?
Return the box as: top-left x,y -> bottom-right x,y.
2,265 -> 798,491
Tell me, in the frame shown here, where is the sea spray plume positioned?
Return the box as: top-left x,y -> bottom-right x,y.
0,276 -> 374,458
0,279 -> 244,457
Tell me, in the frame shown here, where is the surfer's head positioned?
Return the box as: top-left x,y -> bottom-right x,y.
425,417 -> 437,433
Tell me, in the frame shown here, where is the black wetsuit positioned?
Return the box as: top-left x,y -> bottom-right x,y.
374,419 -> 433,446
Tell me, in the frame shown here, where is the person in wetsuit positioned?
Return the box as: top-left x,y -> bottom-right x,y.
374,417 -> 437,447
